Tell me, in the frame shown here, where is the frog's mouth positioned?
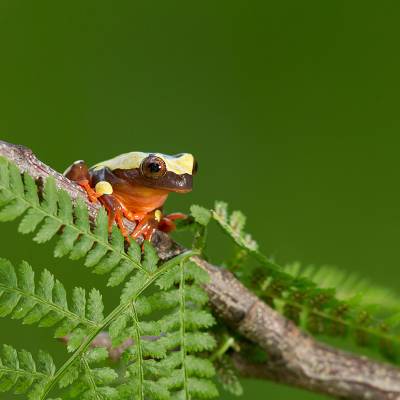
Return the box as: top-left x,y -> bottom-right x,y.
113,168 -> 193,193
143,171 -> 193,193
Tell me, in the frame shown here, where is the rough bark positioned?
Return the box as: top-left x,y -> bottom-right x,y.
1,139 -> 400,400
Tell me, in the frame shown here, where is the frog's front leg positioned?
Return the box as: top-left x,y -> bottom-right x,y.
97,194 -> 132,238
64,160 -> 100,202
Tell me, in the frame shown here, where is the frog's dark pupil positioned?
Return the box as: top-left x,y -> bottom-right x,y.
148,162 -> 161,173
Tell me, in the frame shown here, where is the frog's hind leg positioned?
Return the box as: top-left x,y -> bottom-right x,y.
158,212 -> 187,233
64,160 -> 99,202
131,211 -> 186,242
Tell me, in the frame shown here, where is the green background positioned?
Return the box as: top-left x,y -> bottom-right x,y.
1,1 -> 400,399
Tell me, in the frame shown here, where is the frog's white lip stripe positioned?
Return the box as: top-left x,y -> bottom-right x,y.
92,152 -> 194,175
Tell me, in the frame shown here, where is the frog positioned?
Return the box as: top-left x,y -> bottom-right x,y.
64,152 -> 197,241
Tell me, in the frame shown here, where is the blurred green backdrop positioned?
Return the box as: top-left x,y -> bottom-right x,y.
1,1 -> 400,399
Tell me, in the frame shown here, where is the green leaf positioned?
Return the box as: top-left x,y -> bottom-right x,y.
9,163 -> 25,197
19,209 -> 45,234
184,333 -> 216,353
156,265 -> 180,290
142,241 -> 159,274
85,244 -> 109,268
87,289 -> 104,323
41,178 -> 58,215
186,356 -> 215,378
33,217 -> 62,243
54,226 -> 79,258
128,240 -> 142,263
71,287 -> 86,318
229,210 -> 246,233
23,173 -> 39,206
74,198 -> 91,232
107,260 -> 135,287
188,377 -> 219,398
121,271 -> 148,303
215,355 -> 243,396
190,205 -> 211,226
85,348 -> 109,365
0,197 -> 28,221
213,201 -> 258,252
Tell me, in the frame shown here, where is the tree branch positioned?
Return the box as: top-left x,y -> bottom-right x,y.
1,139 -> 400,400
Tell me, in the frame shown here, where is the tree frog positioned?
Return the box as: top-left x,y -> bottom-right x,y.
64,152 -> 197,241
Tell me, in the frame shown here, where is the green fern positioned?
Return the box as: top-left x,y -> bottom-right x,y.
0,258 -> 103,350
0,344 -> 55,400
58,347 -> 119,399
113,259 -> 218,399
214,355 -> 243,397
208,201 -> 400,363
0,156 -> 217,399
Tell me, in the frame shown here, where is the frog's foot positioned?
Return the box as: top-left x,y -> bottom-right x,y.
131,213 -> 158,241
158,212 -> 187,233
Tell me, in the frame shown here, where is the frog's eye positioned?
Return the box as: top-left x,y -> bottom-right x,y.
192,159 -> 199,175
140,155 -> 167,179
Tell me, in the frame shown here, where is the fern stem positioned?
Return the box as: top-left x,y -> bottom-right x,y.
210,336 -> 236,362
179,260 -> 190,400
0,366 -> 49,379
81,357 -> 103,400
130,302 -> 145,400
39,250 -> 197,399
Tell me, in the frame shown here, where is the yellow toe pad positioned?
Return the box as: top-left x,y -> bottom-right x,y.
95,181 -> 113,196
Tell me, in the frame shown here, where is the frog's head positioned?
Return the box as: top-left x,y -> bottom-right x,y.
93,152 -> 197,193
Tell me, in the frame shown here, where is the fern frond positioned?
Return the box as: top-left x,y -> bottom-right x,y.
156,260 -> 218,399
0,344 -> 56,399
60,348 -> 119,399
215,355 -> 243,397
215,205 -> 400,363
38,249 -> 196,399
213,201 -> 258,252
110,259 -> 217,400
0,157 -> 146,287
208,200 -> 400,362
0,258 -> 103,347
210,201 -> 280,273
283,262 -> 400,312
